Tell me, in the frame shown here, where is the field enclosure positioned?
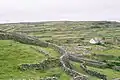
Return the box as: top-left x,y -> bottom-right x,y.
0,21 -> 120,80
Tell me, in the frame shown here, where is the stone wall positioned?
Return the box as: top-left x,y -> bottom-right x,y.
30,46 -> 49,56
60,55 -> 88,80
48,43 -> 66,55
40,77 -> 58,80
19,58 -> 60,71
0,32 -> 108,80
92,54 -> 120,60
80,63 -> 107,80
112,66 -> 120,71
47,41 -> 88,80
112,78 -> 120,80
69,54 -> 107,68
0,32 -> 48,47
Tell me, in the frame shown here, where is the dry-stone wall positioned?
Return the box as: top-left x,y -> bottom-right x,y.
69,54 -> 107,68
112,78 -> 120,80
40,77 -> 58,80
47,43 -> 88,80
60,55 -> 88,80
48,43 -> 66,55
80,63 -> 107,80
92,54 -> 120,60
19,58 -> 60,71
30,46 -> 49,56
0,32 -> 48,47
0,31 -> 110,80
112,66 -> 120,71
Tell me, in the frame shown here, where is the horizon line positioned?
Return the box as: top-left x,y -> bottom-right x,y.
0,20 -> 120,24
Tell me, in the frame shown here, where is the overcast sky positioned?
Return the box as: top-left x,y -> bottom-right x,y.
0,0 -> 120,23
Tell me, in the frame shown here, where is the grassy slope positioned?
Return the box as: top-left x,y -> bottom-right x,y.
88,66 -> 120,80
0,21 -> 120,80
0,40 -> 70,80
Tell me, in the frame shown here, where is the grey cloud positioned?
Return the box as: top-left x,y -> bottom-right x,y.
0,0 -> 120,23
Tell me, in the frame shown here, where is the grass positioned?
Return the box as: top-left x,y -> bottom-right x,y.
71,61 -> 100,80
0,40 -> 45,79
0,40 -> 70,80
0,21 -> 120,80
43,47 -> 61,58
88,66 -> 120,80
92,47 -> 120,56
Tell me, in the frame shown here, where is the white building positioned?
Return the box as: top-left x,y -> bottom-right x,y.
89,37 -> 104,44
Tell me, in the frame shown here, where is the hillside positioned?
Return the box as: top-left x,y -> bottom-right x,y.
0,21 -> 120,80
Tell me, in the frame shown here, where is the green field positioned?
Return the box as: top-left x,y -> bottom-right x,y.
0,40 -> 70,80
0,21 -> 120,80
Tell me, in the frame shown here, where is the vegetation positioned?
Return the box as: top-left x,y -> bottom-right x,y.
0,21 -> 120,80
